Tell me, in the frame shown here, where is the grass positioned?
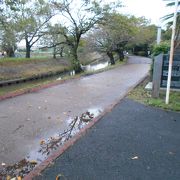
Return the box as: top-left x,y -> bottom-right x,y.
0,57 -> 50,63
128,77 -> 180,112
0,57 -> 71,80
0,78 -> 54,96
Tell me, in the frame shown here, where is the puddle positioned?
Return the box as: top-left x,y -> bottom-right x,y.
0,108 -> 102,179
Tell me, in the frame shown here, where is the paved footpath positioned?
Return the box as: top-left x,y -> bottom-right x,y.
0,56 -> 150,165
34,98 -> 180,180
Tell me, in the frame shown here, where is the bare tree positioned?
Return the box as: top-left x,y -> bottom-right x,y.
9,0 -> 54,58
52,0 -> 118,73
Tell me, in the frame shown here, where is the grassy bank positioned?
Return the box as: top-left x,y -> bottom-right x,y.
0,57 -> 71,80
128,77 -> 180,112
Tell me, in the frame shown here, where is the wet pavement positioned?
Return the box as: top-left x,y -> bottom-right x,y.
0,56 -> 150,167
34,98 -> 180,180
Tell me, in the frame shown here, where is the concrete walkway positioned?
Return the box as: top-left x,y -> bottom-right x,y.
34,98 -> 180,180
0,56 -> 150,165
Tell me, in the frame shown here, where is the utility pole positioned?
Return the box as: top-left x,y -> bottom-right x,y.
165,0 -> 179,104
157,26 -> 161,45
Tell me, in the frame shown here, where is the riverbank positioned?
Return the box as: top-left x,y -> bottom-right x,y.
0,57 -> 71,81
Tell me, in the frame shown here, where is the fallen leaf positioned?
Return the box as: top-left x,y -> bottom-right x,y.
56,174 -> 66,180
17,176 -> 22,180
40,140 -> 45,145
131,156 -> 139,160
30,160 -> 37,165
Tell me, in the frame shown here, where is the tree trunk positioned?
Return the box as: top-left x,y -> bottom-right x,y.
6,47 -> 15,57
60,46 -> 64,57
70,47 -> 82,73
53,46 -> 56,59
107,51 -> 115,65
117,50 -> 124,61
25,36 -> 31,58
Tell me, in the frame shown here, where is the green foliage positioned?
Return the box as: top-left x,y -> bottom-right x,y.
124,18 -> 157,56
152,42 -> 170,56
162,28 -> 171,41
51,0 -> 120,72
0,0 -> 54,58
88,13 -> 140,61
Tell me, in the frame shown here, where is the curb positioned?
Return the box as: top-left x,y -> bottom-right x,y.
0,80 -> 64,101
24,72 -> 149,180
0,76 -> 81,102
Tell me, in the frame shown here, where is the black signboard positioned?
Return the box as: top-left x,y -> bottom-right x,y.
161,54 -> 180,89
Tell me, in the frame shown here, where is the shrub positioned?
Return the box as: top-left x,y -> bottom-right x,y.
152,42 -> 170,56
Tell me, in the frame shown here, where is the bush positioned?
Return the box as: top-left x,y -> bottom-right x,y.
152,42 -> 170,56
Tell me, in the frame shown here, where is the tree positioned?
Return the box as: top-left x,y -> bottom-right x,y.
87,13 -> 139,64
40,24 -> 66,59
111,15 -> 139,60
1,26 -> 17,57
51,0 -> 118,73
128,17 -> 157,56
0,1 -> 17,57
88,26 -> 116,65
8,0 -> 54,58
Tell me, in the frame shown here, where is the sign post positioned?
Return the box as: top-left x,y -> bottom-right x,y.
165,0 -> 179,104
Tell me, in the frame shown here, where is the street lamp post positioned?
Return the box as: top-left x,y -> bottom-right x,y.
157,26 -> 161,45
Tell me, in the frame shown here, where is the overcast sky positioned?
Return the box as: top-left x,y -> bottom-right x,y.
109,0 -> 175,26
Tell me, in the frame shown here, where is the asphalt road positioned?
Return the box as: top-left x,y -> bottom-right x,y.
35,98 -> 180,180
0,56 -> 151,165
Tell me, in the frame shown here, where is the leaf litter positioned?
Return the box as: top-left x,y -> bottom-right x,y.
0,110 -> 100,179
